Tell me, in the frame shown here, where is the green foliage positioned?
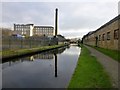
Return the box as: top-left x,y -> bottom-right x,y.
68,45 -> 112,88
93,46 -> 119,62
1,44 -> 65,58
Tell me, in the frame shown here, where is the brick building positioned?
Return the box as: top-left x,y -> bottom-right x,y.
14,24 -> 54,37
82,15 -> 120,50
33,26 -> 54,36
14,24 -> 34,36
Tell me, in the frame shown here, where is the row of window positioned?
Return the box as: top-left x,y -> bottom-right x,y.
15,26 -> 53,30
35,30 -> 53,33
34,28 -> 53,30
15,28 -> 53,31
98,29 -> 119,41
15,29 -> 53,33
35,32 -> 53,35
15,25 -> 30,28
15,29 -> 30,31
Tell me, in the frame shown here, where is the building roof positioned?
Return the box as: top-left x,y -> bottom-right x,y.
26,24 -> 34,26
34,26 -> 54,28
82,15 -> 120,39
14,24 -> 34,26
96,15 -> 120,32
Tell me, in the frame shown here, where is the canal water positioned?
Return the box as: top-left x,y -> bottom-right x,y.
2,45 -> 80,88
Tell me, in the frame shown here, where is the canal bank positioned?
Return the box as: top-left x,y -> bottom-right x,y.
68,45 -> 112,88
1,44 -> 68,60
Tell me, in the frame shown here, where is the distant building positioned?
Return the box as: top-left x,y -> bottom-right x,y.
70,38 -> 78,43
33,26 -> 54,36
57,34 -> 66,44
14,24 -> 54,37
14,24 -> 34,36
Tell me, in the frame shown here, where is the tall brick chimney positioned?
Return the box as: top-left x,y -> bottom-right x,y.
55,8 -> 58,37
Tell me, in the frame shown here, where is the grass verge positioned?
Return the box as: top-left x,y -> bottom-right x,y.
92,46 -> 120,62
68,45 -> 112,88
1,44 -> 66,59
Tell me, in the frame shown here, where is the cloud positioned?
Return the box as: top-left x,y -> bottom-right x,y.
1,2 -> 118,38
59,29 -> 93,38
58,2 -> 118,30
1,0 -> 119,2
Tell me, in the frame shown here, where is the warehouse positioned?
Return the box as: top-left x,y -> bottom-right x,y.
82,15 -> 120,50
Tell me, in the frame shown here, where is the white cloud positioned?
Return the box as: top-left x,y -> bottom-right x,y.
59,29 -> 92,39
1,2 -> 119,38
1,0 -> 120,2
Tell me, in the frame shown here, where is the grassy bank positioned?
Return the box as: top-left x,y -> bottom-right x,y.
68,45 -> 112,88
1,44 -> 66,59
92,46 -> 119,61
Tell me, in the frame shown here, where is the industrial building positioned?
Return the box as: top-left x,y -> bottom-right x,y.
82,15 -> 120,50
14,24 -> 54,37
14,24 -> 34,36
33,26 -> 54,36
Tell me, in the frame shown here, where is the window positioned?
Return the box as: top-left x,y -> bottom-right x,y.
114,29 -> 119,39
102,34 -> 105,41
99,35 -> 101,41
107,32 -> 110,40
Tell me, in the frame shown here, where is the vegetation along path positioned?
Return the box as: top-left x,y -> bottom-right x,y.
68,45 -> 112,88
1,44 -> 67,60
85,45 -> 119,88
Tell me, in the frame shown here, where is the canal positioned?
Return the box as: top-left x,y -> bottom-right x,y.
2,45 -> 80,88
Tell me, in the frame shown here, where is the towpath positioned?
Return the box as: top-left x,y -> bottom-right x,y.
85,45 -> 119,88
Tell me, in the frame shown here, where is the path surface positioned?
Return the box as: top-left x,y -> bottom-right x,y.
85,45 -> 119,88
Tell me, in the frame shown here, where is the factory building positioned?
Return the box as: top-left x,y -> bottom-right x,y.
14,24 -> 34,36
33,26 -> 54,36
82,15 -> 120,50
14,24 -> 54,37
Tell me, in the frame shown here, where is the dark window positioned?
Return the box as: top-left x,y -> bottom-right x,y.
107,32 -> 110,40
114,29 -> 119,39
99,35 -> 101,41
102,34 -> 105,41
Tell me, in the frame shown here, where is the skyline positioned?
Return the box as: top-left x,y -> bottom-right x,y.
1,1 -> 119,39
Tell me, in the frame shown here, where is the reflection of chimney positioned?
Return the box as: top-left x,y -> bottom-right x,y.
55,8 -> 58,37
54,54 -> 57,77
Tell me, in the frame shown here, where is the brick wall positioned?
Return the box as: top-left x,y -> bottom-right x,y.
83,15 -> 119,50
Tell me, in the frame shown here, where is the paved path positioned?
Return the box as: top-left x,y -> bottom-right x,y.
85,45 -> 119,88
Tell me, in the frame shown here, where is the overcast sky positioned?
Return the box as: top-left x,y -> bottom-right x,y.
1,0 -> 119,39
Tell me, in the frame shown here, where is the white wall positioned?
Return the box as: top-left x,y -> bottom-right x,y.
30,25 -> 34,36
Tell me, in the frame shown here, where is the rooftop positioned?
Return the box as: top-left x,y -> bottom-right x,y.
82,15 -> 120,39
96,15 -> 120,32
14,24 -> 34,26
34,26 -> 54,28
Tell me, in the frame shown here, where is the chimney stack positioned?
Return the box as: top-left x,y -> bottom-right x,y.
55,8 -> 58,37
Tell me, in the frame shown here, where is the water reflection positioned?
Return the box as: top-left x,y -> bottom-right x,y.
54,54 -> 57,77
2,46 -> 80,88
2,47 -> 66,70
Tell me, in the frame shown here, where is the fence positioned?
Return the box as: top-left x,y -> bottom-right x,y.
2,36 -> 58,51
